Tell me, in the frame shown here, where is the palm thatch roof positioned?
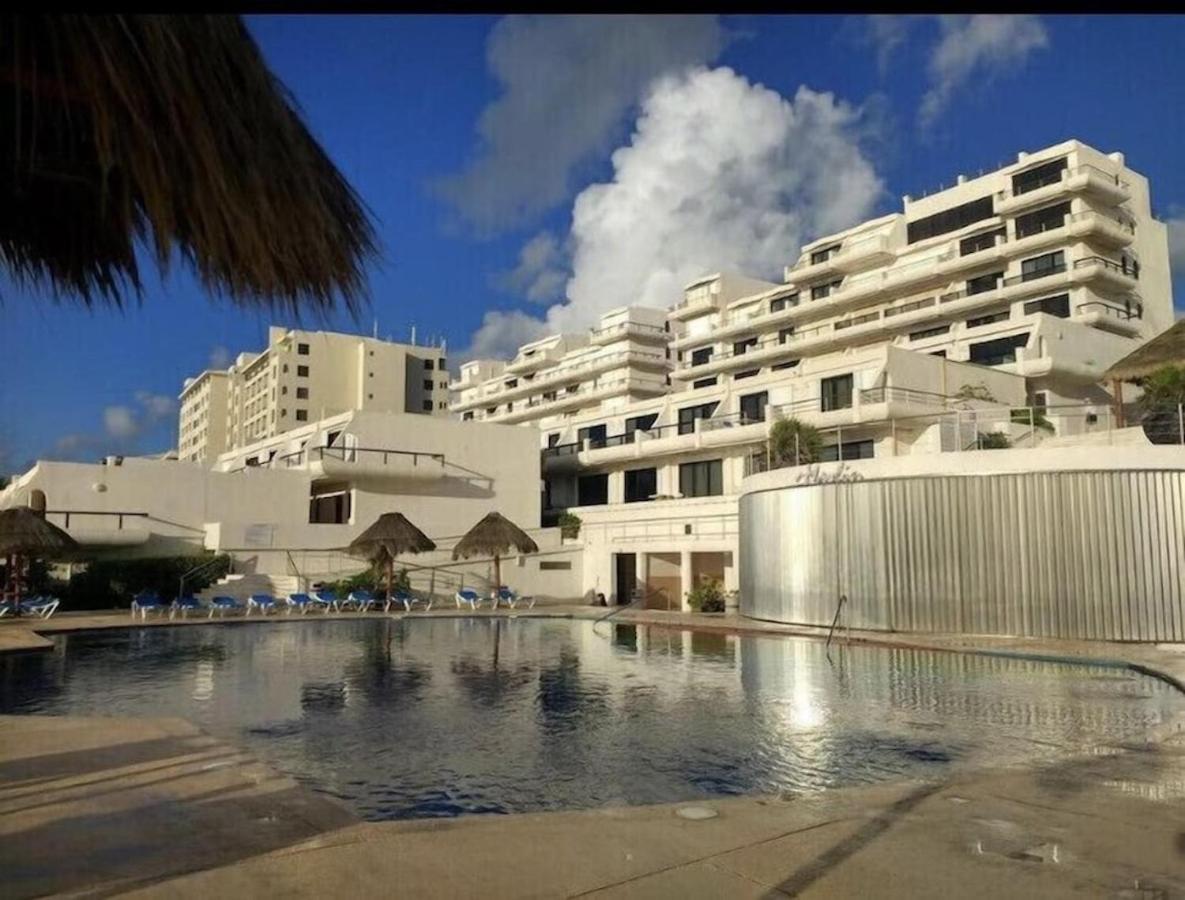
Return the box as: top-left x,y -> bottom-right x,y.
0,508 -> 78,556
452,512 -> 539,560
1104,319 -> 1185,382
1,15 -> 376,312
348,513 -> 436,564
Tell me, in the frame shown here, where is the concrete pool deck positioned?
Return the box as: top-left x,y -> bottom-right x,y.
3,607 -> 1185,897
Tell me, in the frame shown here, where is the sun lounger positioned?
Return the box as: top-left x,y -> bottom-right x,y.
170,595 -> 203,619
286,593 -> 314,614
246,594 -> 277,616
208,596 -> 242,618
131,591 -> 167,620
311,591 -> 338,613
492,586 -> 536,610
455,588 -> 482,610
347,590 -> 378,612
387,589 -> 432,612
16,596 -> 61,619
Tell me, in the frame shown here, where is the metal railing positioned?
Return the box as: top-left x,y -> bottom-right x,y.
1074,255 -> 1140,278
1001,263 -> 1066,287
46,509 -> 150,530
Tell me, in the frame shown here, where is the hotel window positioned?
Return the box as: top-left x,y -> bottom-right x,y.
679,459 -> 723,498
931,350 -> 947,358
425,359 -> 435,370
424,380 -> 433,390
967,271 -> 1002,295
578,424 -> 608,449
739,391 -> 768,424
1011,157 -> 1066,196
966,310 -> 1010,328
810,245 -> 841,265
1024,293 -> 1070,318
506,378 -> 518,388
693,377 -> 718,389
297,343 -> 310,355
1020,250 -> 1065,282
295,409 -> 307,421
283,364 -> 289,373
770,293 -> 798,313
463,412 -> 474,421
820,439 -> 874,462
547,433 -> 561,448
625,413 -> 658,436
733,337 -> 758,356
690,346 -> 713,367
439,357 -> 447,369
309,485 -> 351,524
422,400 -> 433,412
909,325 -> 950,341
296,387 -> 308,399
734,369 -> 759,380
906,196 -> 994,244
281,386 -> 288,395
811,279 -> 842,300
969,333 -> 1030,366
577,473 -> 609,506
959,228 -> 1005,256
778,327 -> 795,345
1015,202 -> 1070,239
280,409 -> 287,418
623,467 -> 657,503
297,365 -> 309,377
820,374 -> 854,412
772,360 -> 800,371
678,402 -> 718,435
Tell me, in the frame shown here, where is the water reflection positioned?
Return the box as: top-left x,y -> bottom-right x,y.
0,619 -> 1181,821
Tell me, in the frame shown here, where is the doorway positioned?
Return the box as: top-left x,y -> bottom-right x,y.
613,553 -> 636,605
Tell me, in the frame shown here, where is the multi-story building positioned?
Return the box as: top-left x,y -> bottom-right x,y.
453,139 -> 1175,611
450,306 -> 677,427
179,326 -> 450,464
177,370 -> 229,464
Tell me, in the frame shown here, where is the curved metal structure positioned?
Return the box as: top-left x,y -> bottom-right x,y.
740,468 -> 1185,641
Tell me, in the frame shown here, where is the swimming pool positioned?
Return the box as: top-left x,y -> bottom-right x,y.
2,618 -> 1181,820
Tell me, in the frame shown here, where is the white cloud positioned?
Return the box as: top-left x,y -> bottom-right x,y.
465,67 -> 884,357
464,309 -> 551,361
103,406 -> 139,440
865,15 -> 916,73
919,15 -> 1048,127
50,391 -> 178,461
438,15 -> 725,232
134,391 -> 176,420
496,231 -> 569,303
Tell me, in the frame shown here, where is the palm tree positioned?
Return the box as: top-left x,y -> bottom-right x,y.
768,416 -> 824,468
1,15 -> 375,311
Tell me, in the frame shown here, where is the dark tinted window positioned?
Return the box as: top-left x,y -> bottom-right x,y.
820,439 -> 874,462
1024,294 -> 1070,318
577,424 -> 607,448
1012,157 -> 1066,196
679,460 -> 723,498
966,310 -> 1009,328
907,196 -> 994,244
969,333 -> 1030,366
810,245 -> 840,265
692,377 -> 718,389
909,325 -> 950,341
1015,202 -> 1070,239
821,374 -> 853,412
967,271 -> 1003,294
577,474 -> 609,506
690,347 -> 713,366
770,293 -> 799,313
960,228 -> 1005,256
547,433 -> 560,448
624,468 -> 657,503
625,413 -> 658,434
733,337 -> 758,356
1021,251 -> 1065,281
678,402 -> 718,435
739,392 -> 768,423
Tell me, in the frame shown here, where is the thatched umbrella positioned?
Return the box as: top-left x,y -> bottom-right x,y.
348,513 -> 436,600
1,15 -> 375,312
1102,320 -> 1185,426
0,507 -> 78,613
451,512 -> 539,595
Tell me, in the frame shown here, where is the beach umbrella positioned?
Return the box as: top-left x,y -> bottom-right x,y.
1101,320 -> 1185,427
0,507 -> 78,613
451,512 -> 539,596
1,15 -> 375,313
347,513 -> 436,600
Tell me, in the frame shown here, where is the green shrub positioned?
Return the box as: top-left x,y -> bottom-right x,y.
558,511 -> 582,539
976,432 -> 1012,450
686,577 -> 726,613
769,416 -> 823,467
53,554 -> 231,610
324,566 -> 409,599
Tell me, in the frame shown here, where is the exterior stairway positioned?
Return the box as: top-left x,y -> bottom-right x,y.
196,573 -> 302,602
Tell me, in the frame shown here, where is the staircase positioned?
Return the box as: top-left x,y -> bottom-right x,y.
196,573 -> 302,602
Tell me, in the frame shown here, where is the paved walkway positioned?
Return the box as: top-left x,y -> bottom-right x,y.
3,608 -> 1185,897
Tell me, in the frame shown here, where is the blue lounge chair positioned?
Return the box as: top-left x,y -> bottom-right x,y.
310,590 -> 338,613
208,596 -> 242,619
387,589 -> 432,613
170,595 -> 203,619
347,590 -> 378,612
455,588 -> 482,610
246,594 -> 277,616
286,593 -> 314,614
13,596 -> 60,619
131,591 -> 167,620
492,586 -> 535,610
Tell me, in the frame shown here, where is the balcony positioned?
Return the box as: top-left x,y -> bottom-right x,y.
588,321 -> 669,346
996,164 -> 1130,215
498,374 -> 667,424
44,510 -> 153,547
1070,255 -> 1139,294
1066,209 -> 1135,249
311,446 -> 447,483
1074,300 -> 1143,336
504,349 -> 561,375
668,292 -> 718,322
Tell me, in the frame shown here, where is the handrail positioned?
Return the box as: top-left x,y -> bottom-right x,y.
46,509 -> 150,530
826,594 -> 847,650
1073,255 -> 1139,277
178,555 -> 229,603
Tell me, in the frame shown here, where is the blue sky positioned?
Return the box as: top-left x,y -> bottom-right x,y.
3,14 -> 1184,472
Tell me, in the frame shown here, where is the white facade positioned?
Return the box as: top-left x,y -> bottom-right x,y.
452,139 -> 1175,611
179,326 -> 451,465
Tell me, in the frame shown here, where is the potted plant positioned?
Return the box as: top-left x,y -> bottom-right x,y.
686,576 -> 726,613
558,511 -> 582,540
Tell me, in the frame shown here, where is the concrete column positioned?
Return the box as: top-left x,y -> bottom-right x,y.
638,552 -> 650,606
680,549 -> 693,612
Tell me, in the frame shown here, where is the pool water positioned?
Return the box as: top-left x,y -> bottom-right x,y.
1,618 -> 1181,820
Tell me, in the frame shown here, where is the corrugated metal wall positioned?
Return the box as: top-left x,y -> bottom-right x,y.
740,470 -> 1185,641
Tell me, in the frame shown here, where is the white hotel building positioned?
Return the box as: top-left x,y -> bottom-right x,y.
452,139 -> 1174,609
